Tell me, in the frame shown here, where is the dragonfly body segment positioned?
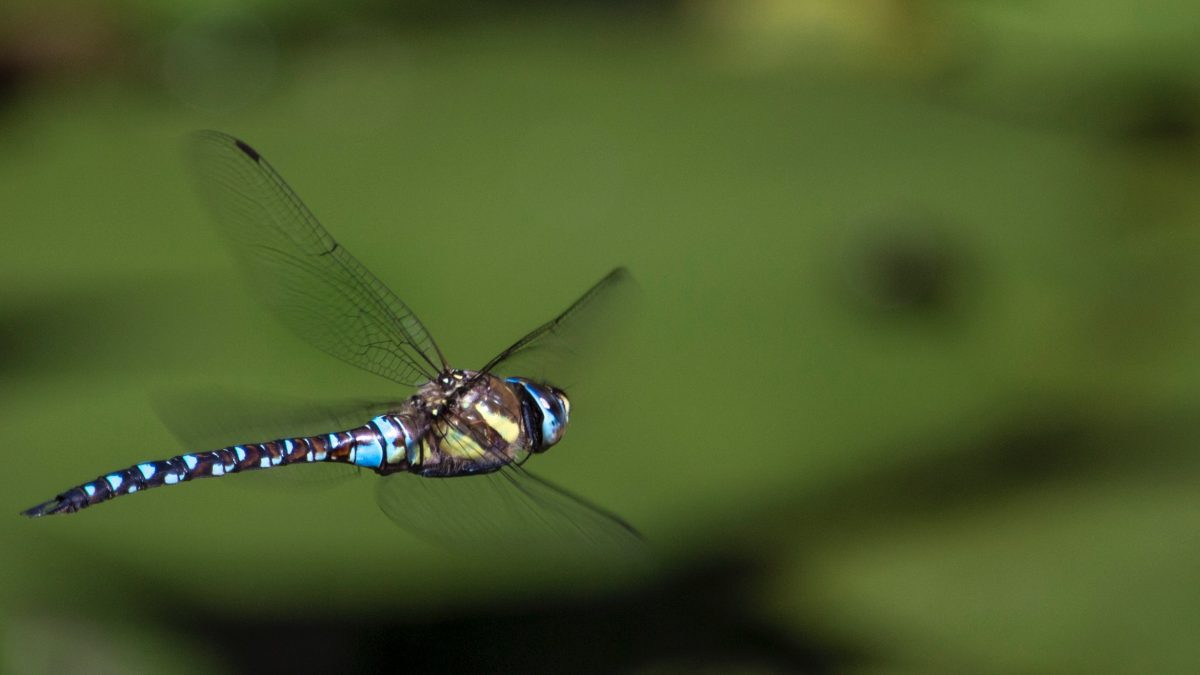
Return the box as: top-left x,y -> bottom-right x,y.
23,372 -> 569,516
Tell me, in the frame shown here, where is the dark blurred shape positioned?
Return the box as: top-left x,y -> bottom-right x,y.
171,559 -> 851,674
0,52 -> 22,110
24,545 -> 853,673
361,0 -> 677,24
840,215 -> 971,322
770,399 -> 1200,550
1114,78 -> 1200,153
0,276 -> 209,381
0,285 -> 132,378
826,409 -> 1095,519
0,2 -> 125,110
936,69 -> 1200,156
0,0 -> 683,115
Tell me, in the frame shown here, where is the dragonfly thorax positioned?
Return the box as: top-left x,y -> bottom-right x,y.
418,369 -> 477,415
415,370 -> 571,455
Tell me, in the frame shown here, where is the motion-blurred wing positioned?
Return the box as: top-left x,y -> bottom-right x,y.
152,386 -> 402,486
375,464 -> 645,559
377,411 -> 642,556
388,268 -> 643,557
478,266 -> 637,386
190,130 -> 443,386
152,385 -> 400,449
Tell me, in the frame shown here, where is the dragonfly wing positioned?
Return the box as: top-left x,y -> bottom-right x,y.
477,266 -> 638,387
372,269 -> 645,557
375,465 -> 645,558
376,416 -> 644,558
190,130 -> 444,386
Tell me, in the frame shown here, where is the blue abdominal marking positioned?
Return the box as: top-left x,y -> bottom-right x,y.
138,463 -> 155,480
235,446 -> 247,462
105,474 -> 123,491
353,445 -> 381,468
182,455 -> 198,470
373,416 -> 402,464
83,484 -> 96,497
353,425 -> 384,469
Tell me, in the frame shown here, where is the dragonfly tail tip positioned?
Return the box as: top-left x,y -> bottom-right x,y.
21,497 -> 67,518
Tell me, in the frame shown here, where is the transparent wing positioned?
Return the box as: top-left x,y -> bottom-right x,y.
190,130 -> 444,386
151,386 -> 401,486
377,412 -> 644,558
375,464 -> 646,559
152,386 -> 400,447
373,268 -> 644,558
478,266 -> 637,387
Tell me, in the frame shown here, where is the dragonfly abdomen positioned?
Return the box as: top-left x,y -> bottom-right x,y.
20,423 -> 403,517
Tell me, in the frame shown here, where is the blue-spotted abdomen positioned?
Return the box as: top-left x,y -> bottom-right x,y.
19,419 -> 405,517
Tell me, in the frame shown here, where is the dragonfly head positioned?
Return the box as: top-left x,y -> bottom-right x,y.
507,378 -> 571,452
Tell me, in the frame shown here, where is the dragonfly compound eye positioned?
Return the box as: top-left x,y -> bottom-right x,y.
533,386 -> 569,449
505,378 -> 570,451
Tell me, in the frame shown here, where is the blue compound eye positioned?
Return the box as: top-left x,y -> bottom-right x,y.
547,385 -> 569,426
507,378 -> 571,450
535,388 -> 568,447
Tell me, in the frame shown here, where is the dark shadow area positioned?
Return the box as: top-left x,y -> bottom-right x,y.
0,53 -> 26,113
763,396 -> 1200,555
20,537 -> 857,675
1115,79 -> 1200,152
838,214 -> 976,325
177,559 -> 851,674
924,62 -> 1200,158
0,275 -> 227,381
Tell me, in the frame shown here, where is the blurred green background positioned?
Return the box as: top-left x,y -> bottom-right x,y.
3,0 -> 1200,673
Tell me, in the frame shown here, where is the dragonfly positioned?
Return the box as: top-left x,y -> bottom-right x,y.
22,130 -> 641,553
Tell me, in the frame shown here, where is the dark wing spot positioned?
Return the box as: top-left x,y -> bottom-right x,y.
234,139 -> 261,161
